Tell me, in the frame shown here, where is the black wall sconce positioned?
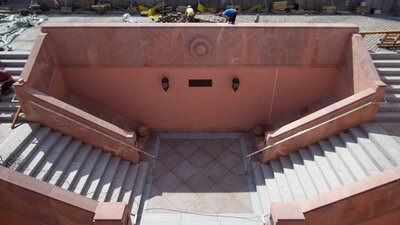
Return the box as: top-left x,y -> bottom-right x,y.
232,77 -> 240,92
162,76 -> 169,92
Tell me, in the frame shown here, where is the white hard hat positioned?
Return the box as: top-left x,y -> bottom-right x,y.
188,5 -> 191,7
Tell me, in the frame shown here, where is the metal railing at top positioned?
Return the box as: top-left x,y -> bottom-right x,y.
26,100 -> 156,175
359,30 -> 400,38
245,101 -> 382,175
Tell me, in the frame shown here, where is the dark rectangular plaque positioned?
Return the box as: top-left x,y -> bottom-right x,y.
189,79 -> 212,87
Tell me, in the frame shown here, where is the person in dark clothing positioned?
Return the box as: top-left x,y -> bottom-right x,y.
219,8 -> 238,24
0,70 -> 15,96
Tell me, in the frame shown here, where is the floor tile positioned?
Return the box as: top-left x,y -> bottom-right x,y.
185,174 -> 214,192
174,140 -> 199,158
204,160 -> 229,182
153,171 -> 183,192
171,160 -> 196,182
187,151 -> 212,168
159,150 -> 184,170
201,141 -> 227,159
217,150 -> 242,170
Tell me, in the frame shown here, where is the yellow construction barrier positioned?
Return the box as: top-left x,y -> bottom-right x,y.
137,5 -> 148,12
197,3 -> 206,13
248,4 -> 262,12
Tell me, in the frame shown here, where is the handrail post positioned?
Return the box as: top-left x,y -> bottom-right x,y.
246,155 -> 251,175
11,105 -> 22,129
150,156 -> 155,176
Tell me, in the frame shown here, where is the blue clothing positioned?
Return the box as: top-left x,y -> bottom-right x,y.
222,8 -> 235,17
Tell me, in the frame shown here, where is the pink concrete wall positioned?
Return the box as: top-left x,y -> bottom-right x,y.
268,166 -> 400,225
60,66 -> 346,131
41,23 -> 358,67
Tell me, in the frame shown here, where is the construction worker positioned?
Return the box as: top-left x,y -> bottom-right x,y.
219,8 -> 238,24
0,70 -> 14,97
185,5 -> 195,22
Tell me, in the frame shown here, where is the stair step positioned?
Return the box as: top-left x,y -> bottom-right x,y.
0,51 -> 30,59
8,127 -> 51,171
130,161 -> 149,224
0,111 -> 25,122
375,112 -> 400,121
106,160 -> 131,202
288,152 -> 318,199
251,161 -> 270,213
3,67 -> 23,76
94,156 -> 121,202
81,152 -> 112,199
370,52 -> 400,60
308,145 -> 341,189
386,84 -> 400,93
118,164 -> 140,203
34,136 -> 72,180
373,60 -> 400,67
46,140 -> 82,185
384,93 -> 400,102
0,122 -> 39,165
279,156 -> 306,202
58,145 -> 92,189
328,136 -> 370,179
270,160 -> 294,202
361,123 -> 400,166
348,128 -> 394,171
261,164 -> 282,203
0,102 -> 20,111
338,133 -> 380,177
378,103 -> 400,112
0,59 -> 27,67
70,149 -> 102,195
318,140 -> 357,185
298,149 -> 330,194
380,75 -> 400,84
20,131 -> 62,176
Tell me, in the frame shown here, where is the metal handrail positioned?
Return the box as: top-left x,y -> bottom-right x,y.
245,101 -> 382,174
359,30 -> 400,38
27,100 -> 156,175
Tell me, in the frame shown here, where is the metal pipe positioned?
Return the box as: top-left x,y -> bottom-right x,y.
246,155 -> 251,175
11,105 -> 21,129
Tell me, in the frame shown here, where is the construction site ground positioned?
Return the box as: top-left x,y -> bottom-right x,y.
8,13 -> 400,52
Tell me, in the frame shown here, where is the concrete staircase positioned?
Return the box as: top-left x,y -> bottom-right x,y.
0,51 -> 28,79
0,51 -> 29,123
252,123 -> 400,214
372,52 -> 400,121
0,122 -> 149,224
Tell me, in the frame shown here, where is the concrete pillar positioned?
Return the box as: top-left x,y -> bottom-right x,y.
93,202 -> 132,225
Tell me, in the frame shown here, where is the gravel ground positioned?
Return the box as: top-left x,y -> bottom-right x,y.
9,13 -> 400,52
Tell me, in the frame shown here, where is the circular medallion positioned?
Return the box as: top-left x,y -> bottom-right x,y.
190,39 -> 211,59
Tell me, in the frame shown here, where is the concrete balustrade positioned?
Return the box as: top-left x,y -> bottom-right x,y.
0,166 -> 131,225
267,166 -> 400,225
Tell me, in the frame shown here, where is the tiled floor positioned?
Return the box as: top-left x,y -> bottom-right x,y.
146,137 -> 252,214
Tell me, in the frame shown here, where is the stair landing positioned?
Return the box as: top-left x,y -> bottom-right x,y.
138,133 -> 263,225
